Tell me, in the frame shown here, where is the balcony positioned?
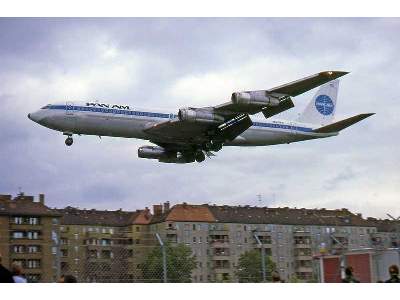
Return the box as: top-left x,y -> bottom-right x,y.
296,266 -> 313,273
210,240 -> 230,247
332,232 -> 348,238
213,267 -> 231,273
209,229 -> 229,235
295,255 -> 313,261
294,242 -> 311,249
293,231 -> 311,237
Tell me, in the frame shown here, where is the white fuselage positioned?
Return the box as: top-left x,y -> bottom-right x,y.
28,102 -> 337,146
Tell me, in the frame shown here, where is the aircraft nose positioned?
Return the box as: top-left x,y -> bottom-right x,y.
28,111 -> 41,123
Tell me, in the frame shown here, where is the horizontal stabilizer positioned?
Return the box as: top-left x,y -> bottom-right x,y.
313,113 -> 375,133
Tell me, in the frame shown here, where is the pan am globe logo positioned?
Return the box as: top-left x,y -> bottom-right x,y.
315,95 -> 334,115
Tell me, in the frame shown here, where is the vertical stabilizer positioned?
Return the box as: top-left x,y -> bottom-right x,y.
297,79 -> 339,126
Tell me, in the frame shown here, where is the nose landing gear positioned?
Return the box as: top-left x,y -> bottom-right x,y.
65,136 -> 73,146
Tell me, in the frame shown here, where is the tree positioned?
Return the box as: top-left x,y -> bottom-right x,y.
140,242 -> 197,282
235,249 -> 276,282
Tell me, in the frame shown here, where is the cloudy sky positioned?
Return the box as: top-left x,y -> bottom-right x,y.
0,18 -> 399,218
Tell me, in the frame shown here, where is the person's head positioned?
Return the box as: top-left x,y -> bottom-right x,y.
59,275 -> 77,283
389,265 -> 399,277
272,272 -> 281,282
345,266 -> 354,276
11,262 -> 23,276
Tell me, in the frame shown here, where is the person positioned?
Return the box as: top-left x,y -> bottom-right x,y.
0,253 -> 14,283
271,271 -> 283,283
385,265 -> 400,283
11,262 -> 27,283
59,274 -> 77,283
342,266 -> 360,283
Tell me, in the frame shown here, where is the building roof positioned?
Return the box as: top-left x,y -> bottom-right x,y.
57,206 -> 149,227
149,203 -> 375,227
366,218 -> 400,233
0,194 -> 61,217
207,205 -> 374,227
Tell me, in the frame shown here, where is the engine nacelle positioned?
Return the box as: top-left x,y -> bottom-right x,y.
231,92 -> 280,107
138,146 -> 169,159
178,108 -> 224,124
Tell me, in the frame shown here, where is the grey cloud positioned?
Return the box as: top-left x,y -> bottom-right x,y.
0,18 -> 399,218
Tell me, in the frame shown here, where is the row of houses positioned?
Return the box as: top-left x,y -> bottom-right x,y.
0,193 -> 399,282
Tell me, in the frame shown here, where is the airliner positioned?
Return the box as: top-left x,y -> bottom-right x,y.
28,71 -> 374,163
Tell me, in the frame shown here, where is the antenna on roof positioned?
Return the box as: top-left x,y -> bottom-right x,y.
17,187 -> 24,197
387,214 -> 400,221
257,194 -> 262,206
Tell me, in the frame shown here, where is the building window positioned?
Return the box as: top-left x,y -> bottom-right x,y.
13,245 -> 24,253
27,231 -> 39,239
135,226 -> 140,232
193,237 -> 196,243
27,245 -> 40,253
27,259 -> 41,269
52,247 -> 57,255
193,224 -> 196,231
12,231 -> 24,239
14,217 -> 23,224
199,237 -> 202,243
29,217 -> 39,225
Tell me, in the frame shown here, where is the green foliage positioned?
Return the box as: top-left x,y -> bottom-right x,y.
235,249 -> 276,283
140,242 -> 197,283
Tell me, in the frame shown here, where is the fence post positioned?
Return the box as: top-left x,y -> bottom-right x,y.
253,233 -> 266,282
155,233 -> 167,283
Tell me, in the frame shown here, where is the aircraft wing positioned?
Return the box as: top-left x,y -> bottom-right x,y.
144,71 -> 347,149
215,71 -> 348,118
144,113 -> 253,146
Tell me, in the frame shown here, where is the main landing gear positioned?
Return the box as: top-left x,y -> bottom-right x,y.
195,151 -> 206,163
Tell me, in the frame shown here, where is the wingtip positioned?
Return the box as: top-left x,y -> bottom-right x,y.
323,71 -> 350,77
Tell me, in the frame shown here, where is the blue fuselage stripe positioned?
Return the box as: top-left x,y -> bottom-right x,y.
45,105 -> 313,133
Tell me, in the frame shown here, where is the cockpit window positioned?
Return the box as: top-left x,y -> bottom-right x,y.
41,104 -> 51,109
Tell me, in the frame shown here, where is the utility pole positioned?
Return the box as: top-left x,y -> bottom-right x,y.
155,233 -> 167,283
253,233 -> 266,282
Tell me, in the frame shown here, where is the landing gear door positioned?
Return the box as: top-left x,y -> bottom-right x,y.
66,101 -> 74,115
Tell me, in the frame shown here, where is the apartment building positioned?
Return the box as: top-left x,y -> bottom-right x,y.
149,203 -> 380,282
0,193 -> 61,283
1,192 -> 399,283
57,206 -> 152,282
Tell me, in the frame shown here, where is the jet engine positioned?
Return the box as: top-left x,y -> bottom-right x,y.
178,108 -> 224,124
138,146 -> 169,159
231,92 -> 280,107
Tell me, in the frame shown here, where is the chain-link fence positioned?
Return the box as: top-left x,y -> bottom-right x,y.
3,228 -> 397,283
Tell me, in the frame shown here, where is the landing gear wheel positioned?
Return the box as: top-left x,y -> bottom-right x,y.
65,137 -> 73,146
205,141 -> 223,152
211,142 -> 222,152
195,151 -> 206,163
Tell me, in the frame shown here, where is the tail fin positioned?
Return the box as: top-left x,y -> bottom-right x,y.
297,79 -> 339,126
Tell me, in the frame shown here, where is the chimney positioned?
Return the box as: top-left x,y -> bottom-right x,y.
39,194 -> 45,205
153,204 -> 163,216
164,201 -> 170,211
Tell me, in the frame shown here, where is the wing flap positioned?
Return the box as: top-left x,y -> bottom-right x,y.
215,114 -> 253,141
313,113 -> 375,133
144,120 -> 211,143
261,98 -> 294,119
